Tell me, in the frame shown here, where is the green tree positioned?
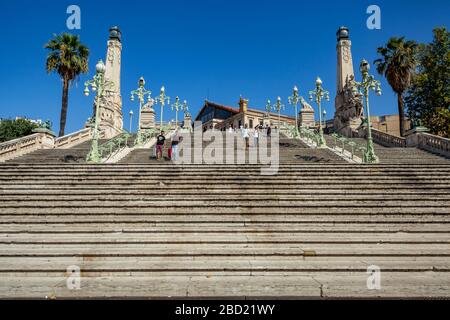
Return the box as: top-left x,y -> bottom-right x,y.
0,118 -> 39,143
405,27 -> 450,138
374,37 -> 418,137
45,33 -> 89,137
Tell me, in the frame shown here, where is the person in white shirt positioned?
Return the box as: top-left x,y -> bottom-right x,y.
242,124 -> 250,149
253,126 -> 259,147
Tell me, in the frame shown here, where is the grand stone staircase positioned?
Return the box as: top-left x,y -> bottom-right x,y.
0,134 -> 449,298
6,139 -> 109,164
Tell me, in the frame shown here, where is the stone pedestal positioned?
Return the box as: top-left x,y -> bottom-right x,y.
299,98 -> 315,128
32,128 -> 56,149
299,108 -> 315,128
405,126 -> 430,147
183,113 -> 193,132
141,105 -> 156,130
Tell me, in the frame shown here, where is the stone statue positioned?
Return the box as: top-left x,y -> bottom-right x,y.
334,75 -> 364,134
40,120 -> 53,130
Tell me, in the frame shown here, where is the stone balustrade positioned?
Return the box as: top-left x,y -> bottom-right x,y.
417,133 -> 450,158
371,128 -> 407,147
0,132 -> 54,163
54,128 -> 93,149
358,127 -> 406,148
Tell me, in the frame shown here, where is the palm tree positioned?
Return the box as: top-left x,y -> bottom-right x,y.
374,37 -> 418,137
45,33 -> 89,137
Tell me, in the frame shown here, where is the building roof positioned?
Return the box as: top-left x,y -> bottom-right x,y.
194,99 -> 296,122
195,100 -> 240,121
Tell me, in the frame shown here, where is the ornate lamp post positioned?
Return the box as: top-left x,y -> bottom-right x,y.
273,97 -> 285,128
129,110 -> 134,132
265,100 -> 272,124
309,77 -> 330,148
182,100 -> 189,115
155,86 -> 171,130
350,59 -> 382,164
84,60 -> 114,163
130,77 -> 152,145
171,96 -> 183,129
288,86 -> 301,136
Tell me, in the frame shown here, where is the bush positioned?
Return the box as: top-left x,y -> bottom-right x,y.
0,118 -> 39,143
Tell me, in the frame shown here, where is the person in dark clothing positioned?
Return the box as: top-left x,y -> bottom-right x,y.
156,131 -> 166,160
267,126 -> 272,138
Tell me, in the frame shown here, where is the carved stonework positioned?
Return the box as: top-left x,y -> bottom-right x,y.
334,76 -> 364,136
141,102 -> 156,130
299,97 -> 315,128
96,27 -> 124,138
334,27 -> 363,137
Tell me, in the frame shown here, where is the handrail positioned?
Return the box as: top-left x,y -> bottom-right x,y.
330,132 -> 366,160
360,127 -> 406,148
372,129 -> 406,148
97,131 -> 133,160
54,128 -> 93,149
417,133 -> 450,158
134,128 -> 159,147
0,133 -> 54,163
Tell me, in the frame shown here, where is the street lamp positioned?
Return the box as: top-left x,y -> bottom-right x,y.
130,77 -> 152,145
171,96 -> 183,129
309,77 -> 330,148
154,86 -> 171,129
84,60 -> 114,163
182,100 -> 189,115
129,110 -> 134,132
288,85 -> 301,136
350,59 -> 382,164
265,100 -> 272,124
273,97 -> 285,128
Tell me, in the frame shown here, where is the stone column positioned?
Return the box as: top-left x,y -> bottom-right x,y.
98,26 -> 123,139
333,27 -> 363,137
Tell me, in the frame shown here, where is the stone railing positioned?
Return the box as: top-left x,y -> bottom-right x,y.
417,133 -> 450,158
371,129 -> 406,148
0,132 -> 55,163
358,127 -> 406,148
54,128 -> 93,149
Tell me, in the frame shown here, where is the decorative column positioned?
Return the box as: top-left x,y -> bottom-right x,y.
334,27 -> 364,137
97,26 -> 123,138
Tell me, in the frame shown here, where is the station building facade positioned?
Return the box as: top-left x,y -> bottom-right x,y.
195,97 -> 297,132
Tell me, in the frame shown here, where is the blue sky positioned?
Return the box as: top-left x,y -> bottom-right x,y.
0,0 -> 448,134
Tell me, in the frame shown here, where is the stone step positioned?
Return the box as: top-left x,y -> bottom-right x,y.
1,272 -> 449,298
1,214 -> 448,223
1,257 -> 449,273
1,243 -> 449,256
1,223 -> 449,233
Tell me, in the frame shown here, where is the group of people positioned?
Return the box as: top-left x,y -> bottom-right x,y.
154,123 -> 273,161
231,124 -> 272,149
155,130 -> 182,161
